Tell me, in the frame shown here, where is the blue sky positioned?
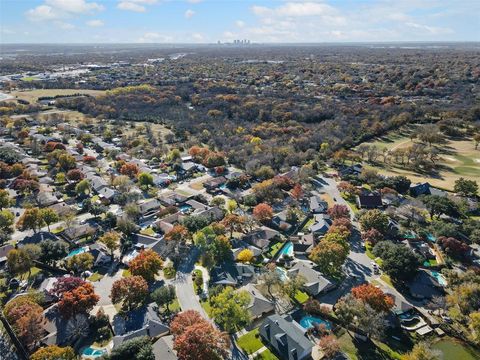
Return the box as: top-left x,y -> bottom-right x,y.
1,0 -> 479,43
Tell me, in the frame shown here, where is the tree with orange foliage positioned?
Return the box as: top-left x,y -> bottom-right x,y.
120,163 -> 139,178
165,224 -> 189,243
58,282 -> 99,318
173,312 -> 230,360
291,183 -> 303,201
318,335 -> 340,358
351,283 -> 394,312
111,276 -> 149,311
253,203 -> 273,223
222,213 -> 245,238
327,204 -> 350,220
170,310 -> 207,336
129,249 -> 163,282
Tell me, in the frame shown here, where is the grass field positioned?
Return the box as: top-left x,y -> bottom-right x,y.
10,88 -> 105,103
359,129 -> 480,191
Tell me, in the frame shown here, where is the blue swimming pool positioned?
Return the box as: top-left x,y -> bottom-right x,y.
430,271 -> 447,286
66,247 -> 88,258
426,233 -> 436,242
299,315 -> 332,330
82,347 -> 106,357
279,242 -> 293,257
179,204 -> 192,213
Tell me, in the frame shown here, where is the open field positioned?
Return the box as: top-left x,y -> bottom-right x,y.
359,130 -> 480,191
9,88 -> 105,103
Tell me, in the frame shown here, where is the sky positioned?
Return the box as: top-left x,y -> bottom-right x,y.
1,0 -> 479,44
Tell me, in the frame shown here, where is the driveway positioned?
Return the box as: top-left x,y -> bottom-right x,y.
93,267 -> 122,306
172,247 -> 210,319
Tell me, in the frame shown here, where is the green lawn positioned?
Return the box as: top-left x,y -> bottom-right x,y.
293,290 -> 309,304
237,328 -> 263,354
266,241 -> 283,258
20,266 -> 41,280
254,349 -> 279,360
380,274 -> 394,288
301,217 -> 315,231
200,299 -> 213,317
140,227 -> 156,236
337,331 -> 407,360
88,272 -> 104,282
122,269 -> 131,277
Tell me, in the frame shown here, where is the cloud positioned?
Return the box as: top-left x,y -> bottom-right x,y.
187,0 -> 202,3
191,33 -> 204,42
26,0 -> 103,21
138,32 -> 173,43
117,0 -> 157,13
86,19 -> 104,27
55,21 -> 75,29
235,20 -> 245,28
185,9 -> 195,19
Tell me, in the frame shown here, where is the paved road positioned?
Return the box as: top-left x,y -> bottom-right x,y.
172,247 -> 210,320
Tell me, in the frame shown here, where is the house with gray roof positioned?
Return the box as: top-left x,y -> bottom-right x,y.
309,214 -> 331,236
259,314 -> 313,360
242,283 -> 275,320
287,260 -> 335,297
243,227 -> 280,253
152,335 -> 177,360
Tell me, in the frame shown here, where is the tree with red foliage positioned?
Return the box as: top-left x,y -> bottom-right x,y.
129,249 -> 163,282
173,319 -> 230,360
170,310 -> 207,336
351,283 -> 394,312
327,204 -> 350,220
361,228 -> 383,245
291,183 -> 303,201
11,178 -> 39,195
111,276 -> 149,311
50,277 -> 87,298
165,224 -> 190,243
318,335 -> 340,358
253,203 -> 273,223
332,217 -> 352,231
120,163 -> 139,178
272,175 -> 294,190
437,236 -> 470,259
66,169 -> 84,182
82,155 -> 96,163
76,142 -> 84,154
44,142 -> 66,152
58,282 -> 99,318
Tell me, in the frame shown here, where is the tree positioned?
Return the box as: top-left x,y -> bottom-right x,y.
474,133 -> 480,150
210,286 -> 250,332
211,196 -> 226,207
259,264 -> 283,299
0,188 -> 13,210
237,248 -> 254,263
282,274 -> 306,301
221,213 -> 245,238
65,252 -> 94,275
0,209 -> 14,234
58,282 -> 99,318
454,178 -> 478,197
40,239 -> 68,264
170,310 -> 207,336
151,285 -> 176,313
16,207 -> 44,233
291,183 -> 303,201
253,203 -> 273,223
66,168 -> 84,183
403,342 -> 440,360
106,336 -> 154,360
446,282 -> 480,315
111,276 -> 149,311
7,248 -> 33,278
173,320 -> 230,360
30,345 -> 77,360
117,217 -> 137,236
129,249 -> 163,282
226,199 -> 238,214
422,195 -> 458,219
437,236 -> 470,259
75,179 -> 91,196
40,208 -> 59,232
165,224 -> 189,243
12,301 -> 45,349
351,283 -> 394,312
137,172 -> 154,189
327,204 -> 350,220
99,231 -> 120,259
120,163 -> 139,178
310,240 -> 348,277
372,241 -> 420,282
50,277 -> 87,298
58,153 -> 76,172
361,228 -> 383,245
469,312 -> 480,344
359,209 -> 389,234
254,165 -> 275,180
318,335 -> 340,359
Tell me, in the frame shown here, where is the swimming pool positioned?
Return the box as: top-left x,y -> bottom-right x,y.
299,315 -> 332,330
279,242 -> 293,258
179,204 -> 192,213
430,271 -> 447,286
82,347 -> 106,357
426,233 -> 436,242
66,247 -> 88,258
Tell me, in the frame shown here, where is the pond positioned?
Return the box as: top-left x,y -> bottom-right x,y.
432,338 -> 480,360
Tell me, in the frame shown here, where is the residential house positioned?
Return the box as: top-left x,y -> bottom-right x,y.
272,211 -> 294,232
210,262 -> 256,287
309,195 -> 328,214
152,335 -> 177,360
138,198 -> 162,218
242,283 -> 275,320
259,314 -> 313,360
112,303 -> 170,348
243,227 -> 280,253
203,176 -> 226,193
309,214 -> 331,236
410,182 -> 431,197
357,192 -> 383,209
287,260 -> 335,296
61,224 -> 96,243
134,234 -> 173,259
19,231 -> 65,247
0,244 -> 14,268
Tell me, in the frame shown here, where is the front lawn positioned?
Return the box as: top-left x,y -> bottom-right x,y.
237,328 -> 263,354
266,241 -> 283,258
293,290 -> 309,304
140,227 -> 156,236
122,269 -> 131,277
254,349 -> 279,360
200,299 -> 213,317
88,272 -> 104,282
